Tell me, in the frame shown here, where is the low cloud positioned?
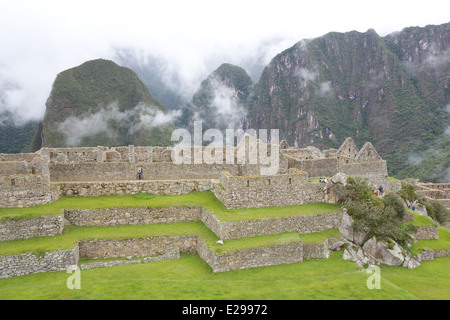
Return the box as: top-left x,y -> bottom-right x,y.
57,101 -> 179,146
317,81 -> 333,96
211,81 -> 246,129
295,67 -> 319,86
407,154 -> 423,166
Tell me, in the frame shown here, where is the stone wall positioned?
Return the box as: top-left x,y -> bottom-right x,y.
60,179 -> 212,197
205,211 -> 343,240
80,247 -> 180,270
303,240 -> 330,260
0,162 -> 34,176
284,155 -> 338,178
414,225 -> 439,240
64,206 -> 202,226
416,249 -> 450,262
0,174 -> 52,208
197,240 -> 303,273
0,205 -> 342,242
0,153 -> 38,162
338,160 -> 388,189
213,168 -> 327,209
78,236 -> 198,258
0,245 -> 79,279
0,216 -> 64,242
50,161 -> 239,182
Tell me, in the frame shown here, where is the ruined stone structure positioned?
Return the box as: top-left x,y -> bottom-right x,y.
0,137 -> 408,278
0,137 -> 390,209
416,183 -> 450,210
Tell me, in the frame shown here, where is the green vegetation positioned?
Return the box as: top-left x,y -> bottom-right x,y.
398,180 -> 419,203
409,212 -> 437,227
411,227 -> 450,256
0,114 -> 38,153
247,25 -> 450,183
0,222 -> 301,257
398,180 -> 448,224
0,191 -> 341,222
337,177 -> 416,247
0,252 -> 448,300
42,59 -> 174,148
192,63 -> 253,131
425,200 -> 449,225
299,228 -> 341,244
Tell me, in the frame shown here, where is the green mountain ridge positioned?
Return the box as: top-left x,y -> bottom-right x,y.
40,59 -> 174,148
244,23 -> 449,182
1,23 -> 448,183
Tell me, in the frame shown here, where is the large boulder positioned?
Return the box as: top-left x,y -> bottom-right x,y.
343,243 -> 377,268
362,237 -> 405,266
331,172 -> 348,185
402,251 -> 421,269
339,211 -> 367,246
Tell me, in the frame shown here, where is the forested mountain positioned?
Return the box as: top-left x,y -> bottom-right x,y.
244,23 -> 449,182
1,22 -> 448,182
38,59 -> 174,148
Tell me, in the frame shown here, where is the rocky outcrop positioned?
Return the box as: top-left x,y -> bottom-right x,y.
362,237 -> 404,266
339,211 -> 421,268
338,211 -> 367,246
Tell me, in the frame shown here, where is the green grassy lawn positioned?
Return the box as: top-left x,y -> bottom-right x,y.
0,252 -> 448,300
409,212 -> 438,227
0,191 -> 341,222
299,228 -> 342,244
0,222 -> 301,257
411,227 -> 450,255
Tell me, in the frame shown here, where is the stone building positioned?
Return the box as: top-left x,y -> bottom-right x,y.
0,137 -> 390,208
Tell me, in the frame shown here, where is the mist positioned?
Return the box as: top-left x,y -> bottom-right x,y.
0,0 -> 448,125
57,101 -> 180,146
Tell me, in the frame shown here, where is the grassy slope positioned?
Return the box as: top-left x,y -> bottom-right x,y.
0,252 -> 448,300
0,192 -> 449,299
0,191 -> 341,221
0,222 -> 302,257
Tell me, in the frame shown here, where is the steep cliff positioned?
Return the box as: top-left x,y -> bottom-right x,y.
246,23 -> 449,181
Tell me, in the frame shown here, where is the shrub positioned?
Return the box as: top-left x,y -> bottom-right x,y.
336,176 -> 374,205
382,193 -> 406,221
425,200 -> 449,224
399,180 -> 418,203
340,178 -> 416,247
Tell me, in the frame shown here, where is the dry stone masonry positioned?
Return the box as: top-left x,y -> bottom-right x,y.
1,137 -> 389,209
2,137 -> 444,278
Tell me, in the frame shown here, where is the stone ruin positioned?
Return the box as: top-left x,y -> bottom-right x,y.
0,137 -> 394,208
1,137 -> 448,278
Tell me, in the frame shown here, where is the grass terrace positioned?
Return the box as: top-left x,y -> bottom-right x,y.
0,221 -> 303,257
0,191 -> 341,222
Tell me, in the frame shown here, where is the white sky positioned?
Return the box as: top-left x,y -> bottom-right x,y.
0,0 -> 449,122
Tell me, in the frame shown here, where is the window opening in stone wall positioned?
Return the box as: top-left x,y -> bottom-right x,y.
246,180 -> 249,187
11,179 -> 15,186
289,178 -> 292,184
267,179 -> 271,185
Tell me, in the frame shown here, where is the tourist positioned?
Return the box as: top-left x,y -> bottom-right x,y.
378,185 -> 383,195
138,168 -> 143,180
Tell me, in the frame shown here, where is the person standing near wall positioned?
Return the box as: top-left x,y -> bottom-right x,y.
138,168 -> 143,180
